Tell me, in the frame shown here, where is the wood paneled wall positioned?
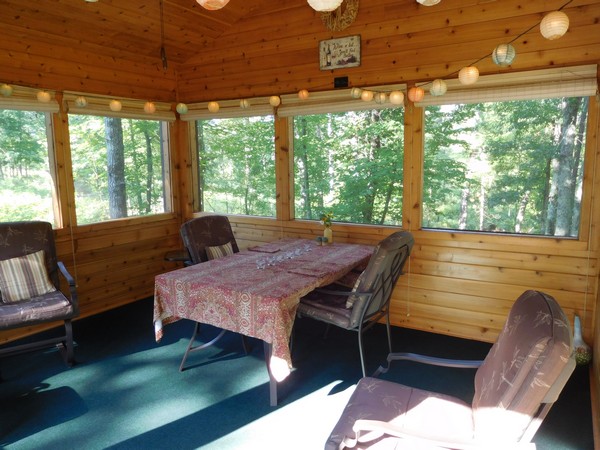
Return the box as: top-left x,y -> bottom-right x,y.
1,0 -> 600,436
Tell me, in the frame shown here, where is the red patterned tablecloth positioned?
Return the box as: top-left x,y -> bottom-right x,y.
153,238 -> 373,381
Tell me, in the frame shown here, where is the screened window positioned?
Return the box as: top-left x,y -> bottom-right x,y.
293,108 -> 404,226
196,116 -> 276,217
70,115 -> 170,225
0,109 -> 58,225
422,97 -> 589,237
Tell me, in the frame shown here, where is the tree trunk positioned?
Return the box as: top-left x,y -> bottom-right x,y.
144,129 -> 153,214
105,117 -> 127,219
555,97 -> 582,236
298,117 -> 311,218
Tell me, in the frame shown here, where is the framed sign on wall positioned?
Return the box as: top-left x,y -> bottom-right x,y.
319,35 -> 361,70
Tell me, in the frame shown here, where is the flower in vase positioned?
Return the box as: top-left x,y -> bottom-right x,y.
320,211 -> 334,228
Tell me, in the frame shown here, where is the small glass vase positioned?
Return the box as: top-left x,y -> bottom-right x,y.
573,315 -> 592,366
323,227 -> 333,244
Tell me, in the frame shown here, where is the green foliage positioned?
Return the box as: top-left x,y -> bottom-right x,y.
198,116 -> 276,217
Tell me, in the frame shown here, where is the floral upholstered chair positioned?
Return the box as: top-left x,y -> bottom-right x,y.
0,221 -> 78,365
325,290 -> 575,450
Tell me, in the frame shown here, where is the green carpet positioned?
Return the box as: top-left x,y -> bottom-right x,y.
0,298 -> 594,449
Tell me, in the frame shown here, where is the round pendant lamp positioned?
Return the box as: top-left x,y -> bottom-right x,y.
307,0 -> 344,12
540,11 -> 569,40
197,0 -> 230,10
492,43 -> 516,67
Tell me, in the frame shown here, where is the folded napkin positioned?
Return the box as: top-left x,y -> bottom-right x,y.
248,244 -> 281,253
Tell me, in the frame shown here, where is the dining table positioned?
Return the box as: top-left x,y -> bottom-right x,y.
153,237 -> 374,406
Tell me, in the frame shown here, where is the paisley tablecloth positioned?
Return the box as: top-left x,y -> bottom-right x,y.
153,238 -> 373,381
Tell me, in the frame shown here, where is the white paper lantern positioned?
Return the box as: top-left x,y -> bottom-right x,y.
540,11 -> 569,40
307,0 -> 343,12
492,44 -> 516,67
240,99 -> 251,109
360,90 -> 374,102
176,103 -> 188,114
298,89 -> 310,100
408,87 -> 425,103
109,99 -> 122,112
389,90 -> 404,105
144,102 -> 156,114
350,87 -> 363,99
207,101 -> 220,113
269,96 -> 281,107
1,84 -> 13,97
375,92 -> 387,104
37,91 -> 51,103
430,79 -> 447,96
458,66 -> 479,85
196,0 -> 230,10
74,96 -> 88,107
417,0 -> 441,5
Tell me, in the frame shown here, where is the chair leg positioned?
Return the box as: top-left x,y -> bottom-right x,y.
64,319 -> 75,366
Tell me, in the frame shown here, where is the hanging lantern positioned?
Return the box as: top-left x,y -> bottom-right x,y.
430,79 -> 447,96
350,87 -> 363,99
176,103 -> 188,114
389,90 -> 405,105
109,99 -> 122,111
307,0 -> 344,12
196,0 -> 230,10
492,43 -> 516,67
458,66 -> 479,85
1,84 -> 13,97
417,0 -> 441,5
298,89 -> 310,100
375,92 -> 387,104
36,91 -> 51,103
240,99 -> 251,109
269,96 -> 281,107
540,11 -> 569,40
74,96 -> 88,107
360,90 -> 374,102
408,86 -> 425,103
144,102 -> 156,114
207,101 -> 220,113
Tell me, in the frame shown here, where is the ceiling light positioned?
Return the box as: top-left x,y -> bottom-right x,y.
492,43 -> 516,67
540,11 -> 569,40
298,89 -> 310,100
416,0 -> 441,5
0,84 -> 13,97
269,96 -> 281,107
407,87 -> 425,103
458,66 -> 479,85
430,79 -> 447,96
197,0 -> 230,10
307,0 -> 344,12
389,91 -> 404,105
207,101 -> 220,113
176,103 -> 188,114
37,91 -> 51,103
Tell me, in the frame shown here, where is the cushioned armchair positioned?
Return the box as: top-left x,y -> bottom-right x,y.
0,221 -> 78,366
178,215 -> 246,371
325,290 -> 575,450
297,231 -> 414,377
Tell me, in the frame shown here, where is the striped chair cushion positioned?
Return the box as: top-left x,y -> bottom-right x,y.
206,241 -> 234,261
0,250 -> 57,303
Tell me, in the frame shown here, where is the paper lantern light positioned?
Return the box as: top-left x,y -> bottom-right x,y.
298,89 -> 310,100
540,11 -> 569,40
408,86 -> 425,103
144,102 -> 156,114
75,96 -> 88,107
109,100 -> 122,111
176,103 -> 188,114
240,99 -> 251,109
350,87 -> 363,99
492,44 -> 516,67
269,96 -> 281,107
37,91 -> 51,103
375,92 -> 387,104
1,84 -> 13,97
389,90 -> 404,105
458,66 -> 479,85
360,90 -> 374,102
207,101 -> 220,113
430,79 -> 447,96
417,0 -> 441,5
307,0 -> 344,12
196,0 -> 230,10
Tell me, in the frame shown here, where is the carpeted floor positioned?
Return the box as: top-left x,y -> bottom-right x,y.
0,298 -> 594,449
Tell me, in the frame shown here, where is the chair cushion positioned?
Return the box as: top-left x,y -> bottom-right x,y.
206,241 -> 234,261
0,250 -> 56,303
297,290 -> 352,329
325,377 -> 474,450
0,290 -> 74,330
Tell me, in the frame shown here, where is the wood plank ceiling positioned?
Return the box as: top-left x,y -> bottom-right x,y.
0,0 -> 274,67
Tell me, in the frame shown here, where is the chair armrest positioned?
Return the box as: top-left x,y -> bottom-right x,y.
373,352 -> 483,376
58,261 -> 75,287
344,420 -> 536,450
